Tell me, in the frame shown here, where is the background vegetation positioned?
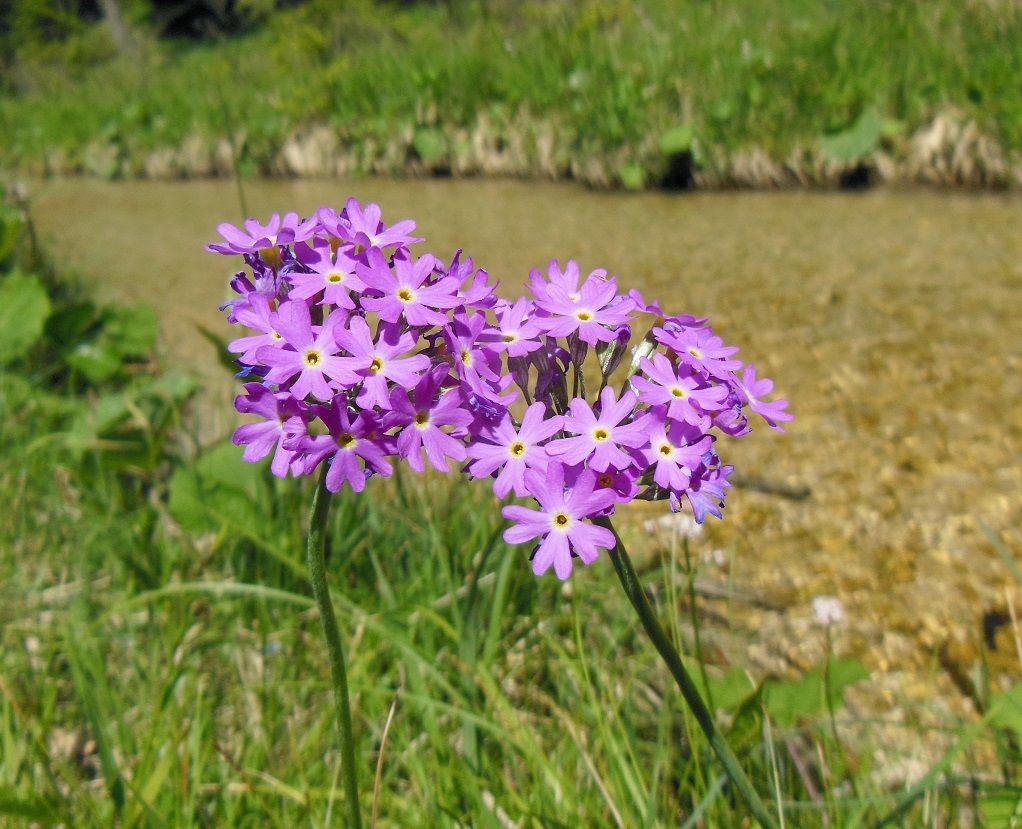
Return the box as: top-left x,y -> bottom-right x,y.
2,0 -> 1022,187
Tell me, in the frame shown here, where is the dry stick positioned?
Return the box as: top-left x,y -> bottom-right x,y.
729,473 -> 811,501
307,467 -> 362,829
594,515 -> 780,829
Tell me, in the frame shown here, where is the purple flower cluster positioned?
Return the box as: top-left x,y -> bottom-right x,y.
209,199 -> 791,580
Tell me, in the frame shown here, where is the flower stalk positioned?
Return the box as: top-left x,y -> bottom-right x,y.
307,465 -> 362,829
593,514 -> 779,829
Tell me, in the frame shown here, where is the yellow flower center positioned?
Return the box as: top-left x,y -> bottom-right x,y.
657,442 -> 673,458
326,270 -> 345,284
502,332 -> 518,343
259,245 -> 282,269
510,441 -> 526,457
303,349 -> 322,367
575,310 -> 593,322
338,431 -> 356,449
592,428 -> 609,442
670,386 -> 688,399
369,357 -> 384,374
414,411 -> 430,427
687,346 -> 703,359
398,288 -> 414,302
553,512 -> 570,528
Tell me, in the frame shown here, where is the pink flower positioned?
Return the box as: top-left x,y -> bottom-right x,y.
256,302 -> 356,401
208,211 -> 319,255
535,274 -> 636,346
547,386 -> 650,472
502,464 -> 617,580
289,240 -> 365,308
389,365 -> 473,473
735,365 -> 793,432
332,317 -> 430,410
358,248 -> 461,327
317,198 -> 423,251
632,353 -> 729,427
467,402 -> 564,497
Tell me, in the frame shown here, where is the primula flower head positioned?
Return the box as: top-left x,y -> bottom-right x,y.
212,196 -> 790,580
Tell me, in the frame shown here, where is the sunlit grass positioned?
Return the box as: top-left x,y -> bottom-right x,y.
1,395 -> 1015,825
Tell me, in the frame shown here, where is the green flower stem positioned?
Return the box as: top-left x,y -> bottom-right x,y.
307,467 -> 362,829
593,515 -> 779,829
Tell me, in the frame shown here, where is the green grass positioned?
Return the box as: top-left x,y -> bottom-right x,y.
2,0 -> 1022,186
2,406 -> 1019,826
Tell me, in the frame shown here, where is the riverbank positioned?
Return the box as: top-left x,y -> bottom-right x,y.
3,0 -> 1022,190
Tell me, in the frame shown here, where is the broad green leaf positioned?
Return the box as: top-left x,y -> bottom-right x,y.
989,682 -> 1022,736
659,124 -> 694,156
168,440 -> 262,533
0,272 -> 51,365
65,390 -> 150,446
45,299 -> 101,353
819,108 -> 884,162
764,657 -> 869,728
142,371 -> 199,404
102,302 -> 158,358
0,206 -> 25,265
67,340 -> 123,383
413,128 -> 446,164
708,666 -> 757,713
166,466 -> 208,533
977,786 -> 1022,828
620,161 -> 645,191
0,372 -> 37,413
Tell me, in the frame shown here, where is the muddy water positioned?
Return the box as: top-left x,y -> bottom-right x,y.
28,177 -> 1022,757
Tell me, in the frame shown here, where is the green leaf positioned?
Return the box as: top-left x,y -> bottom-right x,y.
168,440 -> 263,533
989,683 -> 1022,736
764,657 -> 869,728
45,299 -> 101,353
0,271 -> 51,365
0,786 -> 59,821
977,786 -> 1022,828
102,302 -> 158,358
708,666 -> 758,713
66,340 -> 123,383
659,124 -> 694,157
0,372 -> 38,413
413,127 -> 446,164
620,161 -> 645,191
142,370 -> 198,405
65,392 -> 132,450
819,108 -> 884,162
0,205 -> 25,265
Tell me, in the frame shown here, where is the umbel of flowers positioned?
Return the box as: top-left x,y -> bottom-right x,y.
210,198 -> 790,829
210,198 -> 791,581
